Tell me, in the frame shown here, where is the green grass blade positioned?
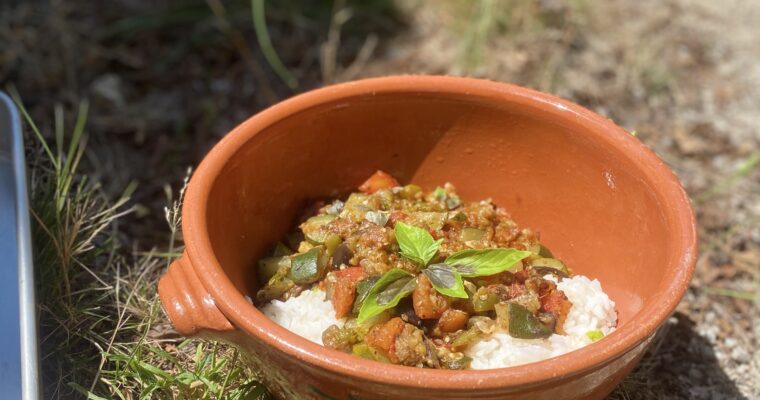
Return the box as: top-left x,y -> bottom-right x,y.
54,103 -> 64,161
695,151 -> 760,203
703,286 -> 758,301
68,383 -> 111,400
251,0 -> 298,89
7,86 -> 58,169
64,99 -> 90,176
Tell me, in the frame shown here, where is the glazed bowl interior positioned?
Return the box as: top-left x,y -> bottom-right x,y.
203,87 -> 689,331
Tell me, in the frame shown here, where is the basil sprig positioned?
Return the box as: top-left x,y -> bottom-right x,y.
394,221 -> 442,266
357,268 -> 417,323
423,264 -> 468,298
444,248 -> 531,277
394,221 -> 468,298
359,226 -> 533,321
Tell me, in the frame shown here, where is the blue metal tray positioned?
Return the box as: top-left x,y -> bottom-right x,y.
0,91 -> 40,399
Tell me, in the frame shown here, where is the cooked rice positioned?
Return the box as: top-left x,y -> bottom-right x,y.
261,289 -> 344,345
262,274 -> 616,368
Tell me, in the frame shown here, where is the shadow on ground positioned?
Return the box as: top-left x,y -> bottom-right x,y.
610,312 -> 746,400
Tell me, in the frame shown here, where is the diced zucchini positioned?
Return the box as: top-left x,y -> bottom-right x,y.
289,246 -> 329,284
399,184 -> 422,200
495,302 -> 552,339
450,327 -> 482,350
286,232 -> 304,251
272,242 -> 293,257
461,227 -> 485,242
352,343 -> 390,363
538,244 -> 554,258
411,212 -> 446,231
302,215 -> 337,244
530,257 -> 568,274
256,269 -> 295,302
257,256 -> 291,284
324,234 -> 343,256
471,287 -> 499,312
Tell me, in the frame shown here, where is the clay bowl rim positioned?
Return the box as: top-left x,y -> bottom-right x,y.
181,75 -> 697,390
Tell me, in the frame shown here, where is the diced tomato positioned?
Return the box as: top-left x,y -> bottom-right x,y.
412,275 -> 451,319
358,170 -> 400,193
388,210 -> 407,226
334,266 -> 365,282
541,289 -> 572,334
436,309 -> 469,333
366,317 -> 405,354
328,267 -> 365,318
508,282 -> 526,298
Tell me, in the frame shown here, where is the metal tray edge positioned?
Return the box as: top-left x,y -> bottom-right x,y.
1,91 -> 41,400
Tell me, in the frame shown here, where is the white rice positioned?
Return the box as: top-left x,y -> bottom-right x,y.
262,275 -> 616,368
261,289 -> 344,345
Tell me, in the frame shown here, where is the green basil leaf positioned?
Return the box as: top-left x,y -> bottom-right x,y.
376,276 -> 416,305
394,221 -> 442,266
352,276 -> 381,314
445,248 -> 531,277
423,264 -> 468,298
357,268 -> 416,323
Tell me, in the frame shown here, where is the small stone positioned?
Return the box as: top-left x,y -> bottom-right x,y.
90,73 -> 126,108
730,347 -> 750,364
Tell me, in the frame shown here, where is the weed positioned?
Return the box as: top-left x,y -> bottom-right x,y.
11,87 -> 267,399
252,0 -> 298,89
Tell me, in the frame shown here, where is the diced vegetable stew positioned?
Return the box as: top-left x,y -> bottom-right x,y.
256,171 -> 574,369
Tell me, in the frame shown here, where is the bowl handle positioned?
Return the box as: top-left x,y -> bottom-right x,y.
158,253 -> 234,337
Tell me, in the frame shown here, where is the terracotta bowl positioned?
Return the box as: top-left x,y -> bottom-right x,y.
158,76 -> 696,399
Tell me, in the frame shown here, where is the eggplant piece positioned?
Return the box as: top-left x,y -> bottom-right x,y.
397,299 -> 423,327
332,243 -> 354,268
537,312 -> 558,332
286,231 -> 304,251
423,339 -> 441,368
440,354 -> 471,370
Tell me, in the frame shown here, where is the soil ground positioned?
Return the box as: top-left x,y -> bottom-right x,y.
1,0 -> 757,398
